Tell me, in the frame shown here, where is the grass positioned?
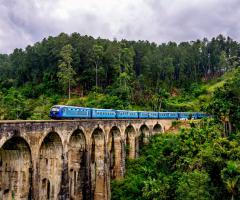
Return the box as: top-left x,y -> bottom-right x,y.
167,68 -> 239,112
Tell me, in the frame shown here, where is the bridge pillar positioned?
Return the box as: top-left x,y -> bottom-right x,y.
108,126 -> 122,180
68,129 -> 87,200
90,128 -> 108,200
37,132 -> 63,200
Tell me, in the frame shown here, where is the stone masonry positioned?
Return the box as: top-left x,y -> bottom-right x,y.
0,119 -> 173,200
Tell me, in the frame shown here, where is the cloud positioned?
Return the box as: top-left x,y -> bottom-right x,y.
0,0 -> 239,53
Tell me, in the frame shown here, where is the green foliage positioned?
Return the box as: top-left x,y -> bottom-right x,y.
90,44 -> 104,89
172,120 -> 181,127
0,86 -> 60,120
64,92 -> 129,110
0,34 -> 239,119
57,44 -> 76,98
2,88 -> 27,119
112,120 -> 240,199
221,161 -> 240,199
28,95 -> 58,120
176,170 -> 211,200
0,33 -> 239,198
207,68 -> 240,132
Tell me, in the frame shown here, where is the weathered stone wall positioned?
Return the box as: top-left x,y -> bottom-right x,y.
0,119 -> 173,200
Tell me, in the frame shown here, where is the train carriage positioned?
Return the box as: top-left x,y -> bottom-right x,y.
159,112 -> 178,119
116,110 -> 138,119
178,112 -> 192,120
197,113 -> 209,119
138,111 -> 149,119
91,108 -> 116,119
50,105 -> 91,119
148,112 -> 159,119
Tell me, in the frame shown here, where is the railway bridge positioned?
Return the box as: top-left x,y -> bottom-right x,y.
0,119 -> 173,200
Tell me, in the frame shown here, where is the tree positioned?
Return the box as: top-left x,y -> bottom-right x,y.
3,88 -> 26,119
207,69 -> 240,133
219,51 -> 228,72
176,170 -> 211,200
90,44 -> 104,90
151,89 -> 169,111
57,44 -> 76,99
221,161 -> 240,200
120,47 -> 135,75
0,91 -> 6,119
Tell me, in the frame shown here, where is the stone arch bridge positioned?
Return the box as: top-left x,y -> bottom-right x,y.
0,119 -> 173,200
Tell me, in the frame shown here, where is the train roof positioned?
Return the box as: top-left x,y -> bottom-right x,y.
52,105 -> 91,109
91,108 -> 115,111
116,110 -> 138,112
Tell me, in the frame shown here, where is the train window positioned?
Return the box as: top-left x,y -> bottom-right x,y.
51,107 -> 59,112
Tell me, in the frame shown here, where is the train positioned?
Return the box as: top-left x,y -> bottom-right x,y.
49,105 -> 209,120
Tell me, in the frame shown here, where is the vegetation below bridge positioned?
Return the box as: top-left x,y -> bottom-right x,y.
112,119 -> 240,200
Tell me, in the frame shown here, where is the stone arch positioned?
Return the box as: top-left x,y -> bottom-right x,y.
38,132 -> 63,200
90,128 -> 106,200
108,126 -> 122,179
0,136 -> 32,199
68,129 -> 87,200
152,123 -> 163,135
0,130 -> 30,149
124,125 -> 137,159
138,124 -> 150,152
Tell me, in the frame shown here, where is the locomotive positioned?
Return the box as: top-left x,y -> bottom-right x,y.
50,105 -> 209,120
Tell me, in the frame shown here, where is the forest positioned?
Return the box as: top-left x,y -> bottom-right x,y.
0,33 -> 240,199
0,33 -> 239,120
112,68 -> 240,200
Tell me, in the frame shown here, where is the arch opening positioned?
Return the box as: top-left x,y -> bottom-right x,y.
153,124 -> 163,135
108,126 -> 121,179
124,125 -> 136,159
38,132 -> 63,200
0,137 -> 32,200
91,128 -> 105,199
68,129 -> 87,200
139,125 -> 150,153
42,178 -> 51,200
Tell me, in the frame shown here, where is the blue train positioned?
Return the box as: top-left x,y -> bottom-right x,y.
50,105 -> 209,120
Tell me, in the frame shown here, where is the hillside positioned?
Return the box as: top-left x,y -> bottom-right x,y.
0,33 -> 240,200
167,67 -> 240,112
0,33 -> 240,120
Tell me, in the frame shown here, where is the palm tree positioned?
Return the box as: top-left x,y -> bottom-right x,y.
221,161 -> 240,200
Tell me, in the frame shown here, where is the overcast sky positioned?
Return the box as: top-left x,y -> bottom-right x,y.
0,0 -> 239,53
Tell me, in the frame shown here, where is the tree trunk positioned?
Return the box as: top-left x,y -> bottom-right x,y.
228,121 -> 232,134
68,79 -> 71,99
95,63 -> 98,89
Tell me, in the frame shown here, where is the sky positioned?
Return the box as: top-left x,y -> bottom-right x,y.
0,0 -> 239,54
